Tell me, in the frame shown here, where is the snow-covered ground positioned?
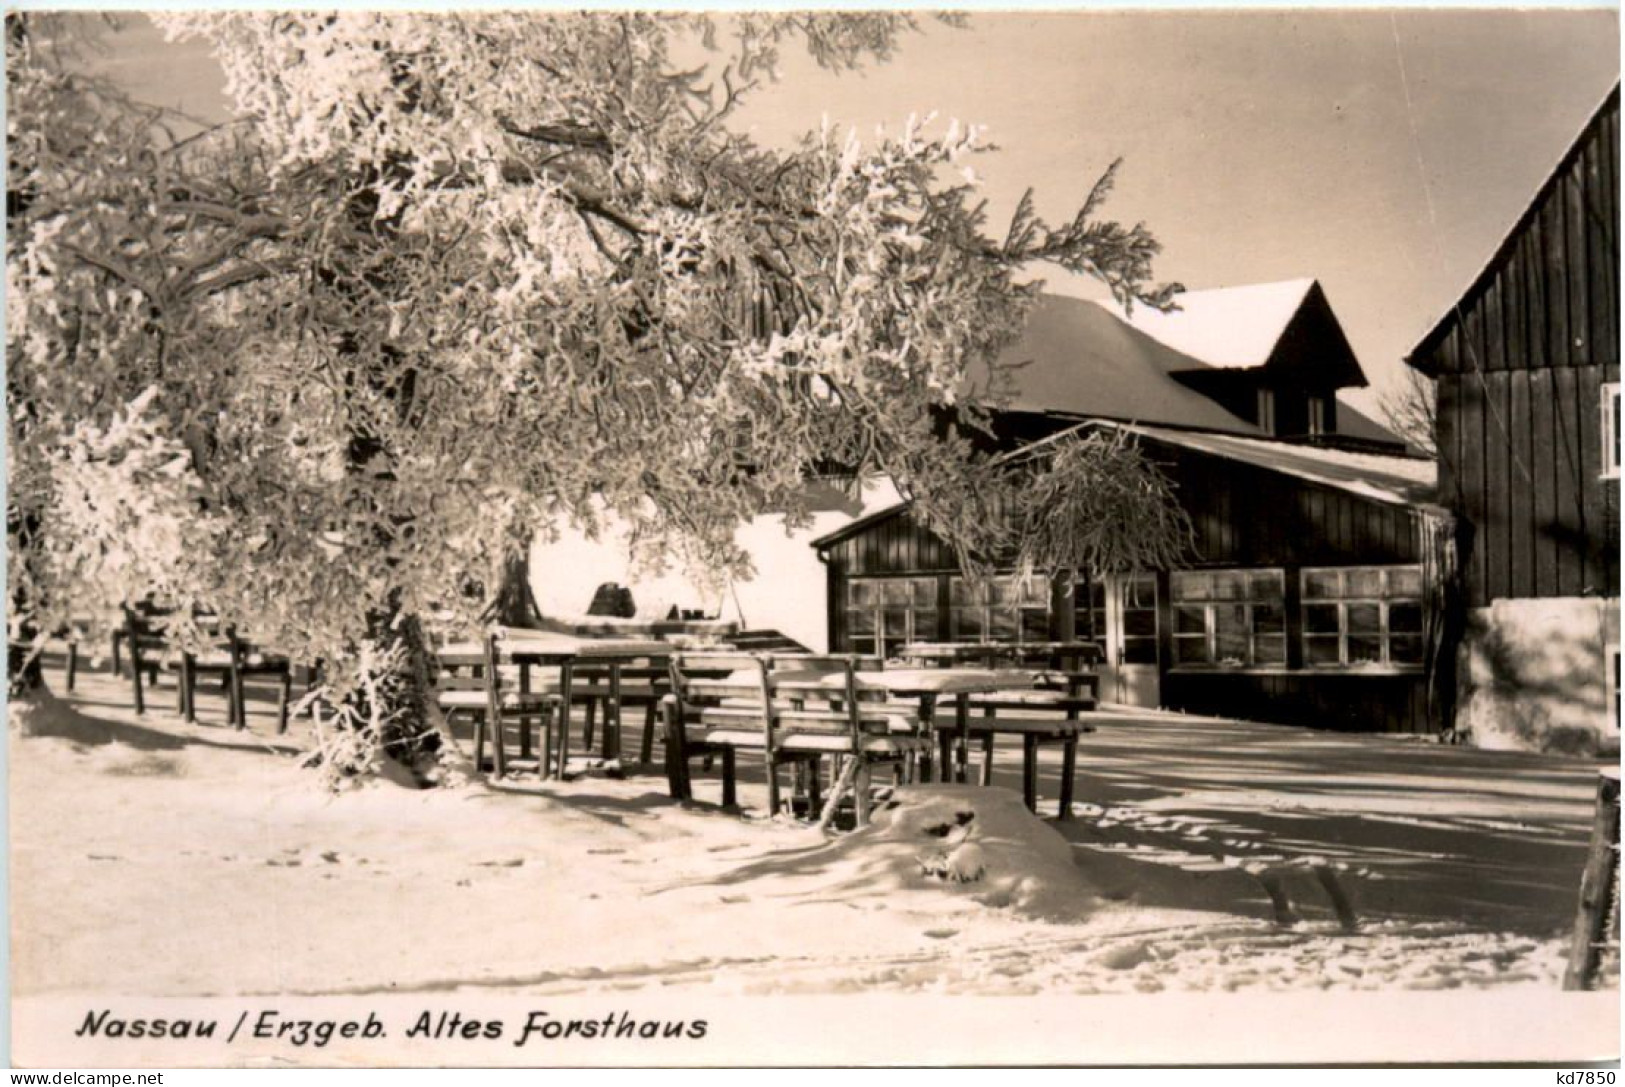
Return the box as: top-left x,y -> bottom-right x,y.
10,655 -> 1613,1005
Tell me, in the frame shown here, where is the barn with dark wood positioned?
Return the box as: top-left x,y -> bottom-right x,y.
1405,82 -> 1620,754
815,281 -> 1448,735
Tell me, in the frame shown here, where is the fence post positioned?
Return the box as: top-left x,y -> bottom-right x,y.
1563,770 -> 1620,990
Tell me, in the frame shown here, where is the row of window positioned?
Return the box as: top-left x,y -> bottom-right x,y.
1172,566 -> 1424,668
841,565 -> 1426,669
844,573 -> 1051,651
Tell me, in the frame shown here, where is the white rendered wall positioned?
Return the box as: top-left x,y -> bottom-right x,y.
1458,595 -> 1621,756
526,479 -> 903,653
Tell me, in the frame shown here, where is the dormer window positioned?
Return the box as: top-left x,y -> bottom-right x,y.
1256,388 -> 1277,434
1308,395 -> 1331,437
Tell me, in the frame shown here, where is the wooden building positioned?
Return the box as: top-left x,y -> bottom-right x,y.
1405,83 -> 1620,753
816,283 -> 1447,734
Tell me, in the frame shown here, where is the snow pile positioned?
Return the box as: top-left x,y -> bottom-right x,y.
828,785 -> 1098,922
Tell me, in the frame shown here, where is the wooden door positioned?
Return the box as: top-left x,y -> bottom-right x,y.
1083,574 -> 1161,707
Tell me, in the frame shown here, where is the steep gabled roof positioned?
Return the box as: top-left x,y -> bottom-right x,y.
1110,278 -> 1317,370
1406,81 -> 1621,373
972,294 -> 1264,434
1104,278 -> 1369,389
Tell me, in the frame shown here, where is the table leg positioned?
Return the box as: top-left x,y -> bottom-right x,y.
518,664 -> 533,761
605,662 -> 623,767
917,693 -> 940,783
953,693 -> 970,784
180,656 -> 196,724
554,661 -> 573,780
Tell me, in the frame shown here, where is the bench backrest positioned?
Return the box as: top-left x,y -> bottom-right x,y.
435,635 -> 506,705
669,652 -> 900,748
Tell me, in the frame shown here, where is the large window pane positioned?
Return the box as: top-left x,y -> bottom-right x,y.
1347,568 -> 1385,598
849,581 -> 877,607
1174,635 -> 1211,665
1254,634 -> 1287,665
1389,602 -> 1424,634
1213,604 -> 1249,637
1390,635 -> 1425,665
1170,568 -> 1284,667
1346,602 -> 1382,637
1175,605 -> 1207,635
1304,569 -> 1342,599
883,608 -> 910,635
950,607 -> 984,641
1122,637 -> 1159,665
911,578 -> 938,608
989,607 -> 1018,641
1304,603 -> 1341,635
1253,602 -> 1286,634
989,577 -> 1019,605
950,577 -> 981,606
1389,567 -> 1423,597
1250,571 -> 1285,601
1299,565 -> 1426,670
1305,636 -> 1341,666
1171,572 -> 1208,600
1348,635 -> 1383,665
1215,630 -> 1249,664
1123,607 -> 1158,637
848,607 -> 875,636
1020,609 -> 1049,642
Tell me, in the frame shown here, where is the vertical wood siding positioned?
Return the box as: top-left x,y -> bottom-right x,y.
1413,88 -> 1619,606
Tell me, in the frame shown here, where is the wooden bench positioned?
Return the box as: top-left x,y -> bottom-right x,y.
559,657 -> 671,765
124,607 -> 297,732
663,653 -> 926,825
436,634 -> 559,778
965,676 -> 1097,819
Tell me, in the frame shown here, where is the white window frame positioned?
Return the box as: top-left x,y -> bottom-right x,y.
947,572 -> 1050,645
845,576 -> 939,657
1171,569 -> 1287,668
1300,565 -> 1426,670
1601,382 -> 1619,480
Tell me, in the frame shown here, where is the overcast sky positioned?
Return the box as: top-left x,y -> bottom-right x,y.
87,8 -> 1620,416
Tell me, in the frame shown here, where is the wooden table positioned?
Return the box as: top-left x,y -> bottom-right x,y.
739,667 -> 1039,786
439,633 -> 670,779
852,668 -> 1041,784
899,641 -> 1103,668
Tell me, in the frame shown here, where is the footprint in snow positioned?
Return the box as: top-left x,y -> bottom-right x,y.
87,854 -> 119,862
475,858 -> 524,868
587,848 -> 624,856
924,928 -> 958,940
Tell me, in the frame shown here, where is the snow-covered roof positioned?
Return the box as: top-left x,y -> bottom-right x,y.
975,294 -> 1264,434
1109,422 -> 1438,508
1105,279 -> 1318,370
815,422 -> 1438,552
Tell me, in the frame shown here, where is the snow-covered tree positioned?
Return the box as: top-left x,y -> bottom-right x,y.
8,13 -> 1184,779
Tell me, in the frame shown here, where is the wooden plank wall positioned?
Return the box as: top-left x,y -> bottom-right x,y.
1163,671 -> 1431,734
1438,366 -> 1619,603
1417,88 -> 1620,606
